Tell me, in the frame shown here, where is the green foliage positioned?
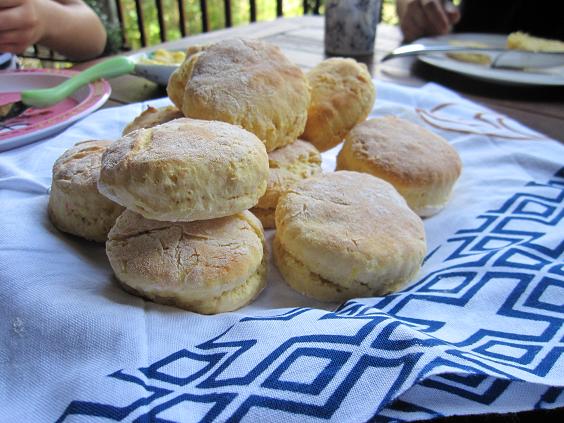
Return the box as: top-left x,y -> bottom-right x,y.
382,0 -> 399,25
85,0 -> 123,54
89,0 -> 399,52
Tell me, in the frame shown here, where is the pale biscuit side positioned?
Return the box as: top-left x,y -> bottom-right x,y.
251,140 -> 322,228
48,140 -> 124,242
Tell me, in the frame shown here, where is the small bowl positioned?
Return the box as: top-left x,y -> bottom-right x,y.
129,49 -> 185,86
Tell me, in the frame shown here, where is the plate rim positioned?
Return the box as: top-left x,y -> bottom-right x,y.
414,33 -> 564,87
0,68 -> 111,152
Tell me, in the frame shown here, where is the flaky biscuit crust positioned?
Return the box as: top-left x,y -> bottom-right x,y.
167,38 -> 310,152
252,140 -> 322,228
98,118 -> 268,222
274,171 -> 426,302
122,105 -> 184,135
107,210 -> 267,314
167,45 -> 206,109
336,116 -> 462,217
250,206 -> 276,229
507,31 -> 564,52
48,140 -> 124,242
302,58 -> 375,152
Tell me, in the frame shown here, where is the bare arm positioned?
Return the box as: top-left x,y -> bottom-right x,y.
396,0 -> 460,42
0,0 -> 107,61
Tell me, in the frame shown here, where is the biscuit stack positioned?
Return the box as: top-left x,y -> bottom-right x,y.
97,118 -> 270,314
167,38 -> 324,229
48,38 -> 465,312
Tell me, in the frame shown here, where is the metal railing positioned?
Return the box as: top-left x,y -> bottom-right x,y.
22,0 -> 323,65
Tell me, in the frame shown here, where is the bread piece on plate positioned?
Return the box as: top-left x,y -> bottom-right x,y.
98,118 -> 268,222
167,38 -> 310,152
107,210 -> 267,314
274,171 -> 426,302
507,32 -> 564,52
337,116 -> 461,217
251,140 -> 322,229
301,58 -> 375,152
48,140 -> 124,242
446,40 -> 492,65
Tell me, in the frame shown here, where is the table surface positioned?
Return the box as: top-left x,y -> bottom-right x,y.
90,15 -> 564,142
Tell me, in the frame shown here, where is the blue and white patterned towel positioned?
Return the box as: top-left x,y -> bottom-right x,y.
0,81 -> 562,422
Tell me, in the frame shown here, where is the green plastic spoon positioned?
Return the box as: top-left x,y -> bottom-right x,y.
0,56 -> 136,121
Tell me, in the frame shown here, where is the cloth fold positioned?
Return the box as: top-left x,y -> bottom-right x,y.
0,80 -> 562,422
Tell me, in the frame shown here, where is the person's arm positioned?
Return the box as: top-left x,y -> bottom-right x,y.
0,0 -> 107,61
396,0 -> 460,42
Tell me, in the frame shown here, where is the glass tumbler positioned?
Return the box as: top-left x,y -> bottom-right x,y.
325,0 -> 382,56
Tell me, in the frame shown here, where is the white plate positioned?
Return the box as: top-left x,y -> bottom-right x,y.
0,69 -> 111,152
415,33 -> 564,86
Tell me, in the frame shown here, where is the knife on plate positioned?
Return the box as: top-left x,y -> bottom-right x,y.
381,44 -> 564,70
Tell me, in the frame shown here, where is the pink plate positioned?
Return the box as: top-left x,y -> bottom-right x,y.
0,69 -> 111,152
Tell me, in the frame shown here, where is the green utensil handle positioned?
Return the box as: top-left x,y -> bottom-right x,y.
21,56 -> 136,108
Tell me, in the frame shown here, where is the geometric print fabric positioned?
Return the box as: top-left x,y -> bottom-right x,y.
57,170 -> 564,421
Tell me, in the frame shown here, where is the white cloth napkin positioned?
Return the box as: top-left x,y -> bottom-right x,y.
0,80 -> 562,422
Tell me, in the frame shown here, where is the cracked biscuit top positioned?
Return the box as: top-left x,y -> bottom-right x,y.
98,117 -> 269,222
52,140 -> 111,188
275,171 -> 427,288
122,105 -> 184,135
336,116 -> 462,217
106,210 -> 264,297
167,38 -> 310,152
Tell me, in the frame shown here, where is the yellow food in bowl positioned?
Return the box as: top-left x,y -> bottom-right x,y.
139,49 -> 186,65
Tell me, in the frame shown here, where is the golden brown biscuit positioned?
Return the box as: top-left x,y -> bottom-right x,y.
336,116 -> 462,217
274,171 -> 426,302
167,38 -> 310,152
122,105 -> 184,135
301,58 -> 375,152
48,140 -> 125,242
167,45 -> 207,108
251,140 -> 322,229
107,210 -> 267,314
98,118 -> 269,222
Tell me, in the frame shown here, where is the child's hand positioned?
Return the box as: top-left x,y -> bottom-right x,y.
0,0 -> 45,54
